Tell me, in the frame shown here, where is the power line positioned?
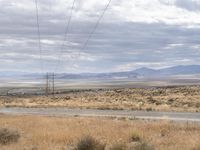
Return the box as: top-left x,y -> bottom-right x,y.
54,0 -> 76,73
77,0 -> 112,57
55,0 -> 112,73
66,0 -> 112,72
34,0 -> 43,72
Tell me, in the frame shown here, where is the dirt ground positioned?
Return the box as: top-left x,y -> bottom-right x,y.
0,85 -> 200,112
0,114 -> 199,150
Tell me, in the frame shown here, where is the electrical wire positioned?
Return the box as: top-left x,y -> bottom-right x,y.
77,0 -> 112,57
35,0 -> 43,72
56,0 -> 112,73
54,0 -> 76,73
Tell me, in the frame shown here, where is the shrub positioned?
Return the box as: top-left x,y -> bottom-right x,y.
76,135 -> 105,150
160,128 -> 169,137
130,131 -> 141,142
108,143 -> 126,150
134,142 -> 155,150
146,108 -> 153,112
192,143 -> 200,150
147,96 -> 156,103
0,128 -> 20,145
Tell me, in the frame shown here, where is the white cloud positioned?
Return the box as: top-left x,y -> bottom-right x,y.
110,0 -> 200,26
174,58 -> 192,62
116,62 -> 166,71
163,43 -> 184,49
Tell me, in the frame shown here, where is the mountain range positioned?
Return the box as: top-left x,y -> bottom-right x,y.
0,65 -> 200,80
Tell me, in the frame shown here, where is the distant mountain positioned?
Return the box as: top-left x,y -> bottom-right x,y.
0,65 -> 200,80
0,71 -> 29,78
55,71 -> 138,80
132,65 -> 200,77
159,65 -> 200,75
133,65 -> 200,77
31,65 -> 200,79
133,67 -> 159,76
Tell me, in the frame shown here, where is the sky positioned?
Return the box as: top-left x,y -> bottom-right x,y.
1,0 -> 200,73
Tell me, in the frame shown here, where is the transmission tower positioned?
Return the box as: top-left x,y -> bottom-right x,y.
45,72 -> 55,97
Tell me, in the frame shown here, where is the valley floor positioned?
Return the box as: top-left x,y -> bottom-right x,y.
0,85 -> 200,112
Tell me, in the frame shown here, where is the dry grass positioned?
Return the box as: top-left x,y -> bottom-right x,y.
132,142 -> 155,150
0,128 -> 20,145
129,130 -> 141,142
0,85 -> 200,112
75,135 -> 105,150
0,114 -> 199,150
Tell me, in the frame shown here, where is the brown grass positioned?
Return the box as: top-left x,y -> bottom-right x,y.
0,114 -> 199,150
0,128 -> 20,145
75,135 -> 105,150
0,85 -> 200,112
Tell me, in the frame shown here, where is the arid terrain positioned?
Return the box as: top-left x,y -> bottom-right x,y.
0,114 -> 199,150
0,85 -> 200,112
1,0 -> 200,150
0,85 -> 199,150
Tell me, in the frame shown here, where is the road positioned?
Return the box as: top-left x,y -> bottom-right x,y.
0,107 -> 199,122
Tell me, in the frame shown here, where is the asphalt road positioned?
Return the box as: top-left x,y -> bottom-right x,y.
0,107 -> 199,122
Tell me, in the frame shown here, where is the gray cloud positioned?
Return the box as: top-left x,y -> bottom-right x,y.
0,0 -> 200,73
175,0 -> 200,11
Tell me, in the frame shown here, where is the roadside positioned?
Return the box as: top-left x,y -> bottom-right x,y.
0,114 -> 199,150
0,107 -> 200,122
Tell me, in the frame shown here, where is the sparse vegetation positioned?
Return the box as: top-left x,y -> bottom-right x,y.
76,136 -> 105,150
0,115 -> 199,150
192,143 -> 200,150
134,142 -> 155,150
0,85 -> 200,112
129,131 -> 141,142
107,143 -> 126,150
0,128 -> 20,145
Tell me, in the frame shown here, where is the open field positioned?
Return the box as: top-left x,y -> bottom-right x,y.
0,114 -> 199,150
0,85 -> 200,112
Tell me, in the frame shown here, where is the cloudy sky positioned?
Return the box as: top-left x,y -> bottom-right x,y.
1,0 -> 200,73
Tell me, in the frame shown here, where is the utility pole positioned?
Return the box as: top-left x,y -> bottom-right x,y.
45,72 -> 55,97
52,72 -> 55,98
45,72 -> 49,96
